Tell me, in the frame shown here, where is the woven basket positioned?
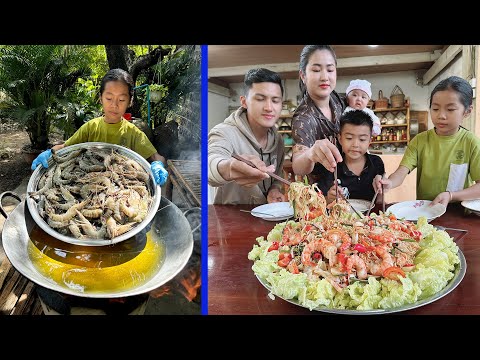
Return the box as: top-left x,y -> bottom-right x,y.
390,85 -> 405,108
375,90 -> 389,109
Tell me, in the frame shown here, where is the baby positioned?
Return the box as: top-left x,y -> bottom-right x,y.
344,79 -> 381,137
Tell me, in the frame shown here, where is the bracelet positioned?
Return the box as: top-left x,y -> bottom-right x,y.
448,191 -> 453,202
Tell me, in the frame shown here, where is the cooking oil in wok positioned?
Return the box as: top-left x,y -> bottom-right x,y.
27,224 -> 165,294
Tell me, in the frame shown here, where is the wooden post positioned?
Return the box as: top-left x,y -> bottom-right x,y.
462,45 -> 475,131
475,46 -> 480,137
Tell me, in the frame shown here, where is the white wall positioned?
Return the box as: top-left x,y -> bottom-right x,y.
208,91 -> 229,131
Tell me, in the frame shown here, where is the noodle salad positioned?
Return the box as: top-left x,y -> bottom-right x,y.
248,182 -> 461,311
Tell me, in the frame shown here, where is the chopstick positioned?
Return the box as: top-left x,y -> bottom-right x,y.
239,209 -> 275,217
366,174 -> 387,216
231,153 -> 291,186
366,188 -> 379,217
437,226 -> 468,233
381,173 -> 386,213
344,198 -> 364,219
331,136 -> 339,203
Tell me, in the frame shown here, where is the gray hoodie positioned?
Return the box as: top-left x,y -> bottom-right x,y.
208,107 -> 285,205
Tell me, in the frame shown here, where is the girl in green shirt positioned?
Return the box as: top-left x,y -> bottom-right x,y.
374,75 -> 480,206
31,68 -> 168,185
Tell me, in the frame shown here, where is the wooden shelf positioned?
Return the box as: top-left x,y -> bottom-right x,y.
380,123 -> 407,127
278,130 -> 292,134
279,114 -> 293,119
374,107 -> 408,112
371,140 -> 407,144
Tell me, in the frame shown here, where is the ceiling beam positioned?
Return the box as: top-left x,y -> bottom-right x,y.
209,52 -> 441,78
422,45 -> 462,85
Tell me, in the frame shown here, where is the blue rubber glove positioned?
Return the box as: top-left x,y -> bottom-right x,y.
31,149 -> 52,170
151,160 -> 168,186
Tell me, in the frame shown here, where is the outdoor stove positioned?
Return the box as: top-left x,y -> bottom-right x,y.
34,206 -> 201,315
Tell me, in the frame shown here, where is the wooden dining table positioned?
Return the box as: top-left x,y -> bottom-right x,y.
208,202 -> 479,315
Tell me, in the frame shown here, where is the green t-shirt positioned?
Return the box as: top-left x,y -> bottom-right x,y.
400,127 -> 480,200
65,117 -> 157,159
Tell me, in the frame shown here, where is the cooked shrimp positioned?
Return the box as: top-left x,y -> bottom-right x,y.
345,254 -> 368,280
281,223 -> 302,246
302,238 -> 337,267
368,246 -> 394,276
369,228 -> 396,244
324,229 -> 351,251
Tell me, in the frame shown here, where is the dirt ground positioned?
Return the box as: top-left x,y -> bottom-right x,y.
0,131 -> 32,194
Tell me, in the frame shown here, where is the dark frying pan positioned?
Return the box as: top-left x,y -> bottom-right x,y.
0,191 -> 193,298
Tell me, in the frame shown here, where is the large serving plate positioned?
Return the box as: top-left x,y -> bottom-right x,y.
387,200 -> 446,222
256,249 -> 466,314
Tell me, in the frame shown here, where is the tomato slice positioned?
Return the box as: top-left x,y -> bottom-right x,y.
268,242 -> 279,252
278,253 -> 292,267
383,266 -> 406,280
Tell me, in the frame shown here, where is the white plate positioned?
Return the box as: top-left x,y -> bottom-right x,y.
461,199 -> 480,215
387,200 -> 446,222
251,202 -> 294,221
348,199 -> 373,213
461,199 -> 480,211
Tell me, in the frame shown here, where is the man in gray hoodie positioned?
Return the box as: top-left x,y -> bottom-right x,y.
208,68 -> 286,205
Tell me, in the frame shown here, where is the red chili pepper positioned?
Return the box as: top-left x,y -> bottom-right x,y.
353,244 -> 368,253
268,242 -> 280,252
338,253 -> 348,265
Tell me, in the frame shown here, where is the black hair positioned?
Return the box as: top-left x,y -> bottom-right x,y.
100,68 -> 134,98
298,45 -> 337,96
429,75 -> 473,109
340,109 -> 373,133
243,68 -> 284,96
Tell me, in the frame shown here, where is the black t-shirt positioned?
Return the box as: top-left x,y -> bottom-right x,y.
315,153 -> 385,201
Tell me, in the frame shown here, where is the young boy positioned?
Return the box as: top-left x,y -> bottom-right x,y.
316,109 -> 385,204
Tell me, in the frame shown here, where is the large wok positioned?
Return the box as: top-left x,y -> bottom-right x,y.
0,191 -> 193,298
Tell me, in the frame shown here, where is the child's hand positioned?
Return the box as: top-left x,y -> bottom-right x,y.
431,192 -> 451,207
326,182 -> 346,204
151,160 -> 169,186
31,149 -> 52,170
373,174 -> 392,194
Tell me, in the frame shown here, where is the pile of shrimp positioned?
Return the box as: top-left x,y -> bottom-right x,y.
29,146 -> 153,240
278,183 -> 421,292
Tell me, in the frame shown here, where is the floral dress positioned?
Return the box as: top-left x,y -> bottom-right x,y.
292,91 -> 346,183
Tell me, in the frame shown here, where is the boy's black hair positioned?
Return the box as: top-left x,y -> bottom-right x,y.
340,109 -> 373,133
243,68 -> 284,96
